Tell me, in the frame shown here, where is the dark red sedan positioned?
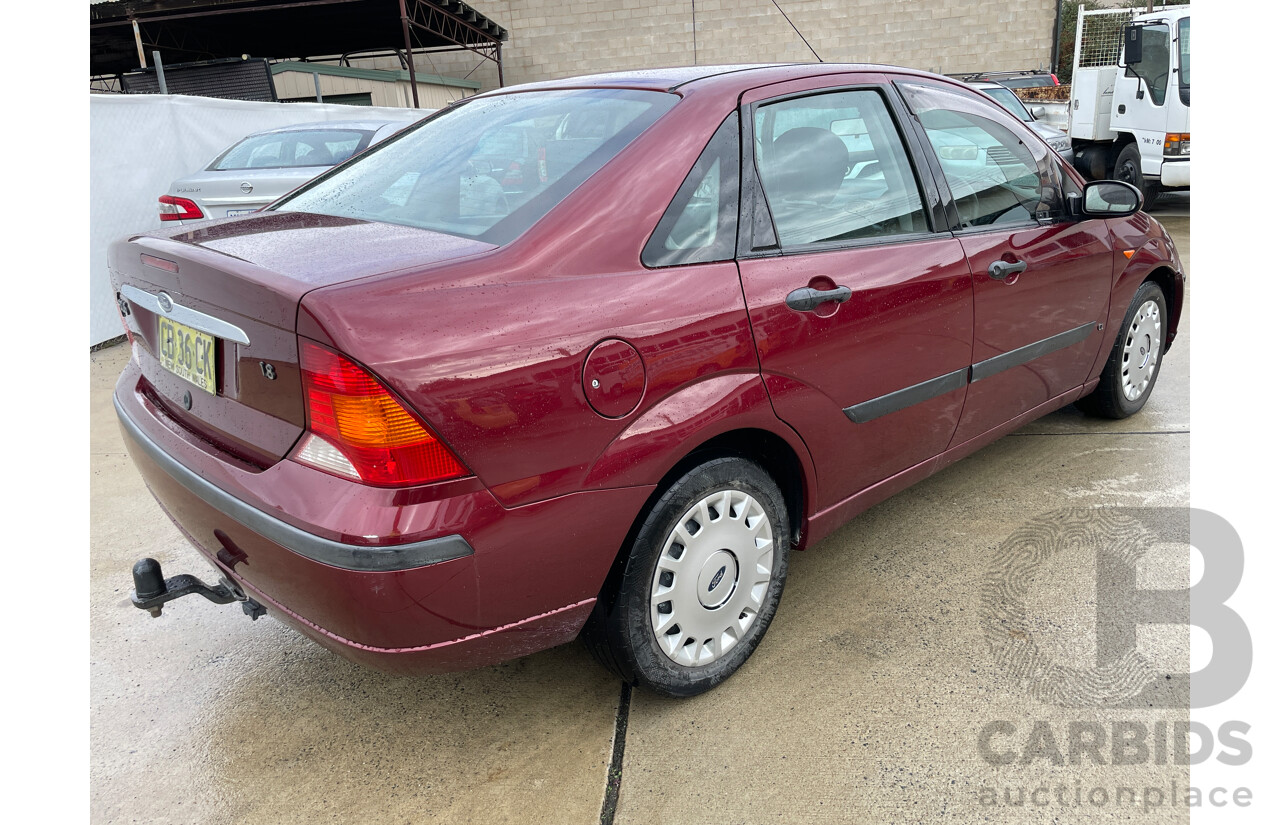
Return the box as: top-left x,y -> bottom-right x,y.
111,64 -> 1183,697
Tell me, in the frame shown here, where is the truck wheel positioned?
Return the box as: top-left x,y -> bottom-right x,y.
1114,143 -> 1159,209
581,456 -> 791,697
1077,280 -> 1167,419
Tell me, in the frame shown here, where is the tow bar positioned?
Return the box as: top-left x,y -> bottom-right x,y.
130,557 -> 267,620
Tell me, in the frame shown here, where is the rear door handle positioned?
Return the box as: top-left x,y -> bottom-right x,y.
988,259 -> 1028,281
785,285 -> 852,312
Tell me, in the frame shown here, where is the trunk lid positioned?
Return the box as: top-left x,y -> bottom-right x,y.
170,168 -> 325,219
111,212 -> 496,467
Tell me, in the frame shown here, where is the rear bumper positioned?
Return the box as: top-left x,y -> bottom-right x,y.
117,397 -> 475,573
115,359 -> 654,673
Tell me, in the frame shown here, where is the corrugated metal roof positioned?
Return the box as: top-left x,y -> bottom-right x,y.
91,0 -> 507,77
271,60 -> 480,90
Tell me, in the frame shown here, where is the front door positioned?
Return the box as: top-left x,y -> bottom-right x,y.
893,78 -> 1114,444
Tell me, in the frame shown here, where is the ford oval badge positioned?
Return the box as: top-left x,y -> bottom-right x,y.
709,565 -> 726,592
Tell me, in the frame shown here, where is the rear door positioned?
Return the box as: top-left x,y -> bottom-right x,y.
735,74 -> 974,511
892,77 -> 1113,444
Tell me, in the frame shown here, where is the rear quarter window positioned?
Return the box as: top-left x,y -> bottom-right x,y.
642,113 -> 740,268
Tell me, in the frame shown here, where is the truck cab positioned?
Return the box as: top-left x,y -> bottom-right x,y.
1069,5 -> 1191,204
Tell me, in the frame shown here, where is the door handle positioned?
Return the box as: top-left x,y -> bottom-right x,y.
785,285 -> 852,312
988,259 -> 1028,281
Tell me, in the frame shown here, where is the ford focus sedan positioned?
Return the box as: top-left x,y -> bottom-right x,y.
111,64 -> 1183,698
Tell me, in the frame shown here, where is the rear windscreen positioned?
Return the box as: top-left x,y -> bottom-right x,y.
273,88 -> 678,245
210,129 -> 374,171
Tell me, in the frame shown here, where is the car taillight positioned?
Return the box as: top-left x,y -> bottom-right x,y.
1051,73 -> 1060,86
501,161 -> 523,187
292,340 -> 469,487
158,195 -> 204,222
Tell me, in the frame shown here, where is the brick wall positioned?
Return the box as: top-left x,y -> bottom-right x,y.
362,0 -> 1056,93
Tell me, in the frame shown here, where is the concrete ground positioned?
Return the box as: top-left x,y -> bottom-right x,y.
91,212 -> 1190,824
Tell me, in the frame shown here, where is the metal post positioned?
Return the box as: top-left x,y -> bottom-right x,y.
399,0 -> 421,108
1051,0 -> 1062,75
313,71 -> 324,103
153,51 -> 168,94
132,19 -> 147,67
496,43 -> 504,88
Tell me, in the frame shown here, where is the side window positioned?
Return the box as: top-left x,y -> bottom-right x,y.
899,81 -> 1063,229
1125,24 -> 1171,106
751,89 -> 927,247
642,113 -> 739,267
1055,158 -> 1083,201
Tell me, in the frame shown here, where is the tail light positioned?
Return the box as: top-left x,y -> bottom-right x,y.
292,340 -> 469,487
158,195 -> 204,222
1051,73 -> 1060,86
501,160 -> 524,187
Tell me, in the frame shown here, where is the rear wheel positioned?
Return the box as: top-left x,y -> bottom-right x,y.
582,457 -> 790,697
1077,280 -> 1167,419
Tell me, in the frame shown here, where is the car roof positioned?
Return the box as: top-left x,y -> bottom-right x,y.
247,119 -> 412,137
482,65 -> 792,94
477,63 -> 949,96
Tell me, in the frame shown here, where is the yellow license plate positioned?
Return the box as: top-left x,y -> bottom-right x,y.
157,316 -> 217,395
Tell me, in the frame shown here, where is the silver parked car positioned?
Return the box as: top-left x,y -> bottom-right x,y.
966,80 -> 1073,164
158,119 -> 414,224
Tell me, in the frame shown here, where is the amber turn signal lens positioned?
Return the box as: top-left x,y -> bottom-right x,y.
294,340 -> 469,487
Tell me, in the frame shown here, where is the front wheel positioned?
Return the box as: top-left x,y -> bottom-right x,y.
1077,280 -> 1168,419
581,457 -> 790,698
1114,143 -> 1160,209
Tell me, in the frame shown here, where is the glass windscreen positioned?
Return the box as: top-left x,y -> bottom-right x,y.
980,86 -> 1034,123
211,130 -> 373,171
274,89 -> 678,244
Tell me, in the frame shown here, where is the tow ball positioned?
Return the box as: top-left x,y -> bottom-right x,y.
130,557 -> 267,620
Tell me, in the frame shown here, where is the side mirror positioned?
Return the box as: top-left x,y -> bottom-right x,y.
1031,105 -> 1047,120
1123,24 -> 1144,66
1082,180 -> 1143,217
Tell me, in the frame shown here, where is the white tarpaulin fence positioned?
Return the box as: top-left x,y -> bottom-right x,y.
89,94 -> 428,347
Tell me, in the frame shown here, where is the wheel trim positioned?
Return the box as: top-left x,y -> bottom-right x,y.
649,489 -> 774,668
1121,298 -> 1162,402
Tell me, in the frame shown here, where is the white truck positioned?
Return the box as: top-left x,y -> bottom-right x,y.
1068,4 -> 1190,205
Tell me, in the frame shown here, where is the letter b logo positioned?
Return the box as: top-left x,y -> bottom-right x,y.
983,508 -> 1251,708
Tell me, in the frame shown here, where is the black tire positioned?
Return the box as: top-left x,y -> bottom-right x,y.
581,456 -> 791,698
1114,143 -> 1160,210
1077,280 -> 1168,419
